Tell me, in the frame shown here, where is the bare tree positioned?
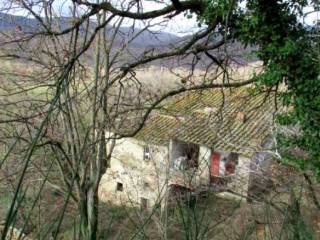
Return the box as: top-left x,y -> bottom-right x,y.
0,1 -> 281,239
0,1 -> 319,240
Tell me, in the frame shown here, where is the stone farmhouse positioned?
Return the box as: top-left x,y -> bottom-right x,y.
99,86 -> 282,210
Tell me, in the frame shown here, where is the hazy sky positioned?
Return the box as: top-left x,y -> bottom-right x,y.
135,1 -> 200,35
0,0 -> 201,35
1,0 -> 318,36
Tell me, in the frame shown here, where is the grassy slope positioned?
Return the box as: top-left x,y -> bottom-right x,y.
2,59 -> 319,239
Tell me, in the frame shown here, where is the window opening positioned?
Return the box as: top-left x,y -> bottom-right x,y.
225,152 -> 238,175
116,182 -> 123,192
143,146 -> 151,161
141,198 -> 148,210
172,141 -> 199,170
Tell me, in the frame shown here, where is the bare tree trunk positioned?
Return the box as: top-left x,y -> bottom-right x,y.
79,187 -> 99,240
87,188 -> 99,240
78,11 -> 107,238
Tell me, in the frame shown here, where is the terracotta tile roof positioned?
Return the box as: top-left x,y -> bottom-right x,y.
135,87 -> 284,157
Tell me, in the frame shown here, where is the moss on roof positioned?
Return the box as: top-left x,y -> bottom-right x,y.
135,87 -> 284,157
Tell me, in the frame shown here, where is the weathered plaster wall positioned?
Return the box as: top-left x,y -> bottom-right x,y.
99,137 -> 253,207
198,146 -> 211,185
248,137 -> 275,197
234,155 -> 251,196
99,138 -> 213,208
99,137 -> 169,208
210,150 -> 251,196
216,154 -> 251,199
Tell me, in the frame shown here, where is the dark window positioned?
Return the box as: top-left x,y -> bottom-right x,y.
172,141 -> 199,170
143,182 -> 149,190
225,153 -> 239,175
225,161 -> 236,174
141,198 -> 148,210
116,182 -> 123,192
143,146 -> 151,161
186,143 -> 199,168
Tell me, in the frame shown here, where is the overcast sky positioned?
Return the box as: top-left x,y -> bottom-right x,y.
0,0 -> 318,36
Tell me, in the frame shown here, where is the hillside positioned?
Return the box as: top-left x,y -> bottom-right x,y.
0,12 -> 182,47
0,12 -> 256,68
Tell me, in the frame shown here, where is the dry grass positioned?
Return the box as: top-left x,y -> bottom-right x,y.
3,59 -> 320,239
135,62 -> 263,93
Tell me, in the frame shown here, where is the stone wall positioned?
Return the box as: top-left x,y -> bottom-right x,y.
0,225 -> 30,240
99,137 -> 253,208
99,137 -> 169,209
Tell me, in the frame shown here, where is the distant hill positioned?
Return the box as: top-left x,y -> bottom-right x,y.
0,12 -> 182,48
0,12 -> 256,68
0,12 -> 38,30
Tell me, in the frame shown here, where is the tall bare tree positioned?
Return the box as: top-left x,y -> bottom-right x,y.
0,0 -> 319,239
